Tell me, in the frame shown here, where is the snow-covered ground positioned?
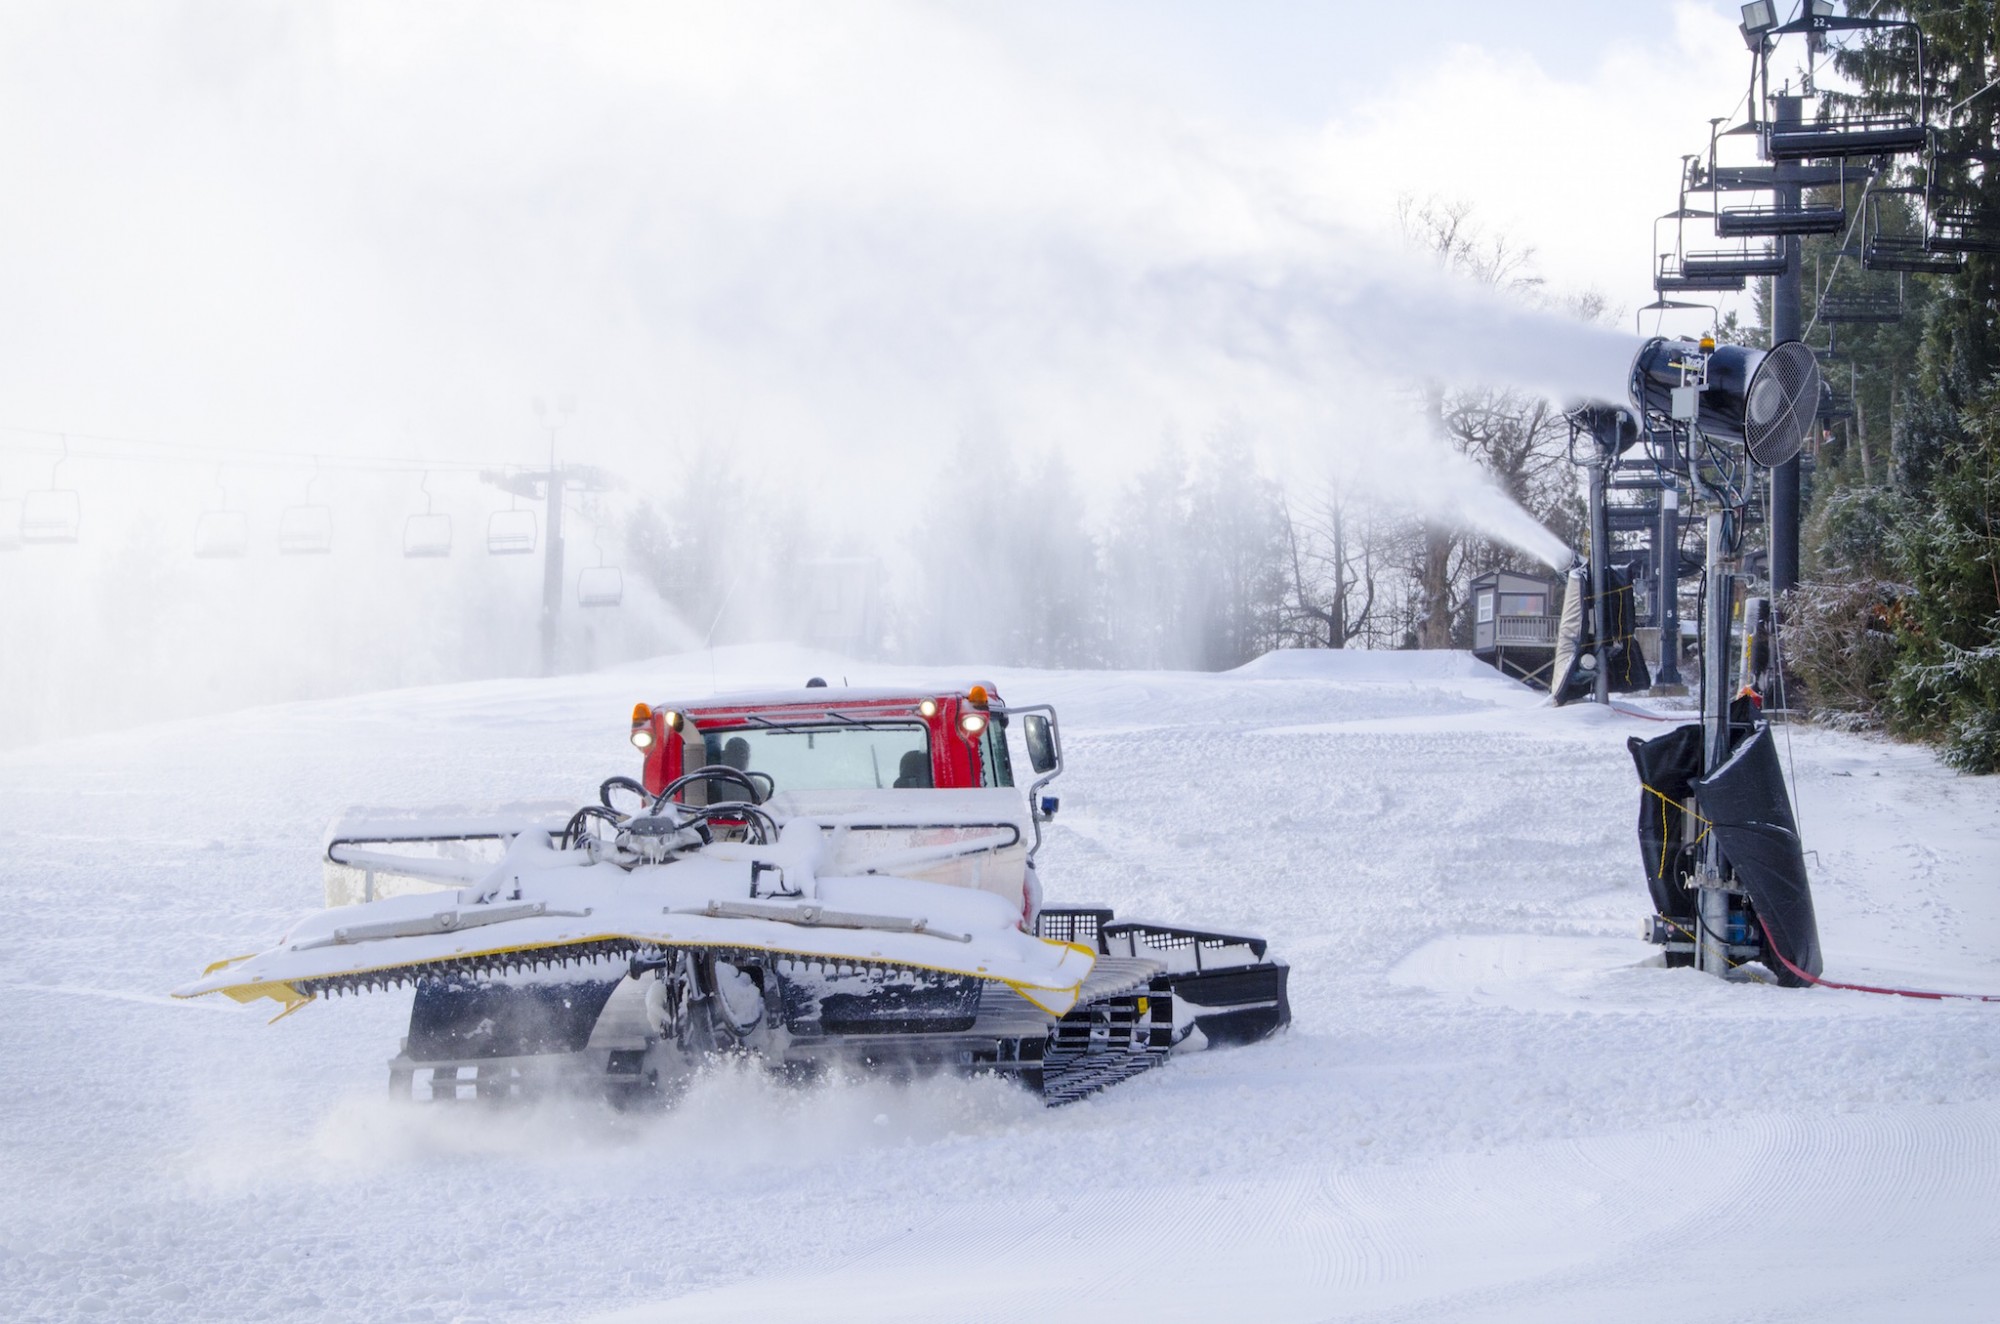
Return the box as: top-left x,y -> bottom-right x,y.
3,646 -> 1997,1323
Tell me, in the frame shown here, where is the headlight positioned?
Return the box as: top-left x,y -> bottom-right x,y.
917,698 -> 939,719
960,712 -> 987,736
631,728 -> 656,750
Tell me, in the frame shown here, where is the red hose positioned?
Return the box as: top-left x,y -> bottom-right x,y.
1754,915 -> 2000,1003
1609,702 -> 1678,722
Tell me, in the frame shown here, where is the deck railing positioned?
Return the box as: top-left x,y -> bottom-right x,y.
1493,616 -> 1558,646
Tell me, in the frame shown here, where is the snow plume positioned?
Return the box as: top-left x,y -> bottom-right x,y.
1381,449 -> 1582,573
0,1 -> 1628,743
185,1062 -> 1039,1197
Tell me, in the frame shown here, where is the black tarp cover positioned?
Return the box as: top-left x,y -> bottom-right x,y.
1627,723 -> 1702,920
1694,723 -> 1824,984
1551,564 -> 1654,705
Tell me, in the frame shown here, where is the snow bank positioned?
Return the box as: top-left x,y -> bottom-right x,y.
1231,646 -> 1500,683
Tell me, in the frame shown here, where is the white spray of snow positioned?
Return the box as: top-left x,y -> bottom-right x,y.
0,1 -> 1630,746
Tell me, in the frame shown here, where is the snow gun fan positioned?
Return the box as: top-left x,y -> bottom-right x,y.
1629,338 -> 1819,469
1615,335 -> 1824,983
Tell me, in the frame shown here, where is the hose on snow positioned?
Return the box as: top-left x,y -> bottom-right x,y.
1754,914 -> 2000,1004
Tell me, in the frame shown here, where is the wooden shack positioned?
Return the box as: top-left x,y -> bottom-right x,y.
1469,569 -> 1563,689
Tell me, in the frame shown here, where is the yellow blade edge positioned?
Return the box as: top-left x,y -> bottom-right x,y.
220,980 -> 314,1022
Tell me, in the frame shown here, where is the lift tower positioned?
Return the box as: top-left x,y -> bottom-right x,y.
481,463 -> 618,675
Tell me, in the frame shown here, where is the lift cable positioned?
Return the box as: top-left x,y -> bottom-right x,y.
1800,172 -> 1880,343
0,422 -> 523,478
1944,73 -> 2000,117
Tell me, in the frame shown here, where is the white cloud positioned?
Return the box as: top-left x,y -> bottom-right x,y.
1301,3 -> 1752,320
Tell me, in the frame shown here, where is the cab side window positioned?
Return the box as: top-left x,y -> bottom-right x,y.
979,718 -> 1014,788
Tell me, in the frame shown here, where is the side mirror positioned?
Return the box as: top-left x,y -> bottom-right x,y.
1023,713 -> 1059,774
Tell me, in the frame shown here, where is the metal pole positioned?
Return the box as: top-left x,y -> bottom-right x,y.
1589,454 -> 1611,705
1769,93 -> 1803,597
1656,481 -> 1683,687
541,466 -> 565,676
1697,508 -> 1735,974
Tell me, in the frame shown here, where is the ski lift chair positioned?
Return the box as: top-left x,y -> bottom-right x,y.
193,509 -> 250,558
20,437 -> 81,544
1818,292 -> 1903,324
486,507 -> 537,555
1650,208 -> 1744,295
193,468 -> 251,558
1715,202 -> 1845,237
402,473 -> 452,557
1930,205 -> 2000,257
19,488 -> 80,544
279,466 -> 333,554
1704,136 -> 1849,238
1856,191 -> 1968,274
1681,247 -> 1787,279
577,565 -> 623,607
1698,119 -> 1850,238
1765,114 -> 1928,162
1863,231 -> 1965,274
1655,253 -> 1746,294
278,504 -> 334,554
576,536 -> 623,606
403,514 -> 452,557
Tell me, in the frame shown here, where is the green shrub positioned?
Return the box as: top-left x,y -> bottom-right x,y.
1782,579 -> 1907,724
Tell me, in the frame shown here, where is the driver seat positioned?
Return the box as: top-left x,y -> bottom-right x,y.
892,750 -> 932,789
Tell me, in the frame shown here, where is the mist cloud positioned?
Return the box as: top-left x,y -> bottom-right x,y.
2,1 -> 1646,745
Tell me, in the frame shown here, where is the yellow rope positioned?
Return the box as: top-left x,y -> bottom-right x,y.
1639,781 -> 1712,883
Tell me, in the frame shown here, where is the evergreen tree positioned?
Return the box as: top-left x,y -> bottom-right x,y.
1887,379 -> 2000,769
1102,442 -> 1195,668
1185,430 -> 1288,669
1780,2 -> 2000,767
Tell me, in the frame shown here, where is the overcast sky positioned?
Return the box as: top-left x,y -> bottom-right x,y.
0,1 -> 1765,480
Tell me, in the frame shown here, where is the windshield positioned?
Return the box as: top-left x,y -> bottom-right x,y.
703,723 -> 931,793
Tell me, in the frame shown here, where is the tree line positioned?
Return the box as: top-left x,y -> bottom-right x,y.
1779,0 -> 2000,772
620,413 -> 1579,674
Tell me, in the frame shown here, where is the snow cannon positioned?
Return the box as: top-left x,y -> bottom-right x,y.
1630,711 -> 1822,984
1549,560 -> 1652,705
176,682 -> 1290,1107
1551,403 -> 1651,706
1628,336 -> 1821,467
1600,335 -> 1826,982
